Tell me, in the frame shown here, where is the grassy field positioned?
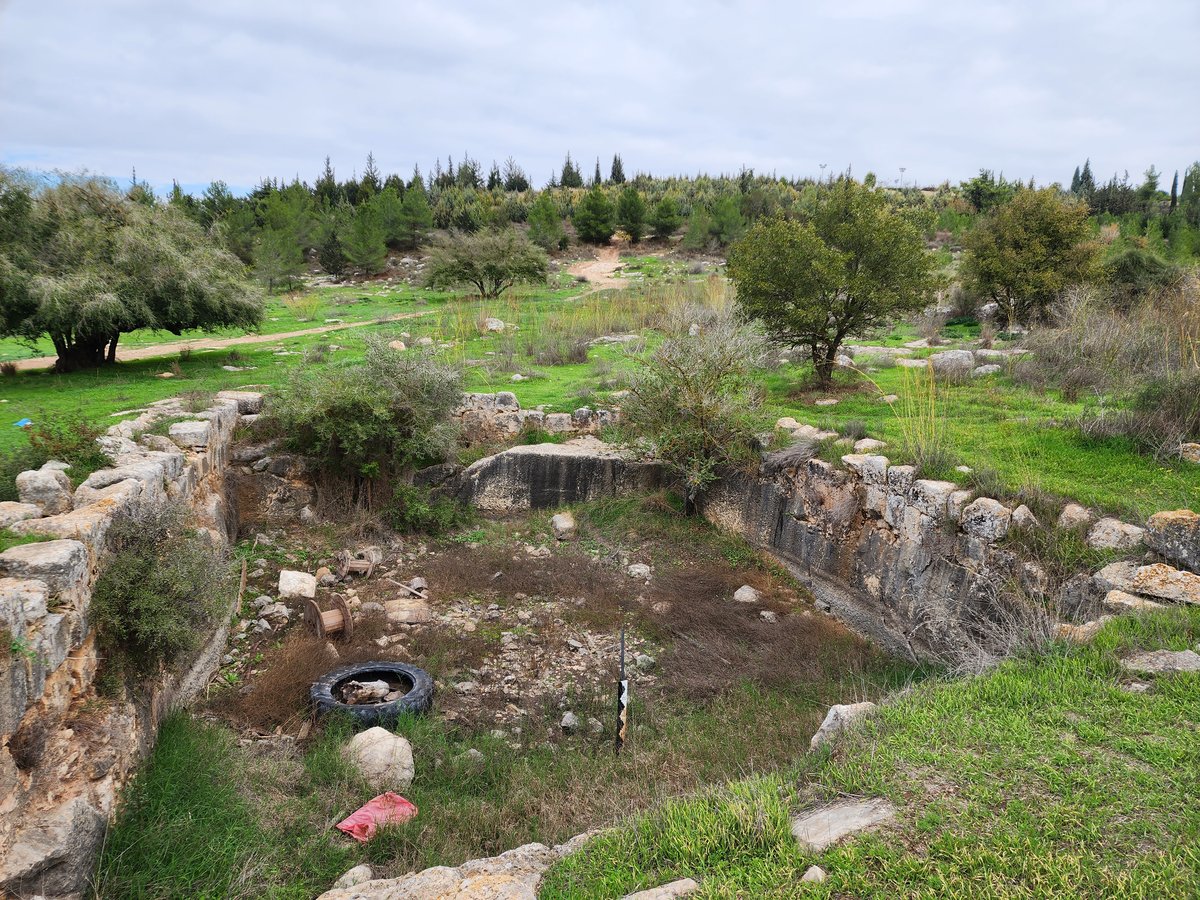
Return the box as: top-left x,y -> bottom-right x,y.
542,605 -> 1200,899
1,270 -> 1197,518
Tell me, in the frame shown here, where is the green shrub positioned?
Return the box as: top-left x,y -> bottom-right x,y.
91,504 -> 232,686
383,483 -> 471,535
0,409 -> 110,500
267,337 -> 462,500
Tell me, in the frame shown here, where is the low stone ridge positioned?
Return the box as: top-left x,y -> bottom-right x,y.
456,437 -> 663,512
0,390 -> 258,898
316,832 -> 592,899
791,798 -> 896,851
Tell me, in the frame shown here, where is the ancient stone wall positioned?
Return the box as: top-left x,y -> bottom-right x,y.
455,392 -> 617,442
0,389 -> 261,898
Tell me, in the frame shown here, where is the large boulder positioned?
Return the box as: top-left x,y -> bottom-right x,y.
1145,509 -> 1200,574
929,349 -> 975,379
343,726 -> 415,791
16,468 -> 73,516
278,570 -> 317,599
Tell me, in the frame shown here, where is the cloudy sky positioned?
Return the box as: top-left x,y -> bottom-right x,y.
2,0 -> 1197,194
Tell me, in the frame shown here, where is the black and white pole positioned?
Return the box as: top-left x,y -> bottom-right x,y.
615,622 -> 629,755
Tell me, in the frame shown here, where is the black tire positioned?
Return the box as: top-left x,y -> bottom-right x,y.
310,660 -> 434,728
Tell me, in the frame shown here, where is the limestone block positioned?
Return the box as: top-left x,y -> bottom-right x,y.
0,502 -> 42,528
810,701 -> 877,750
343,726 -> 415,791
16,469 -> 72,516
278,570 -> 317,599
1130,563 -> 1200,604
168,420 -> 210,449
0,540 -> 88,596
1086,518 -> 1145,550
215,390 -> 265,415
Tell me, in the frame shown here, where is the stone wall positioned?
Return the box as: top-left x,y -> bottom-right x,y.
0,389 -> 261,898
699,448 -> 1199,661
455,392 -> 617,442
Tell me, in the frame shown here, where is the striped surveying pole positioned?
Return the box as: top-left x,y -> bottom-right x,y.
615,622 -> 629,754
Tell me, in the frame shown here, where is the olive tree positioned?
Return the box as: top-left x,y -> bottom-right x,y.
727,179 -> 937,384
424,228 -> 548,299
0,173 -> 262,371
961,187 -> 1099,327
621,304 -> 770,514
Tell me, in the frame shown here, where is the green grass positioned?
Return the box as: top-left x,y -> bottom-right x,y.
542,606 -> 1200,899
765,365 -> 1200,520
0,527 -> 51,553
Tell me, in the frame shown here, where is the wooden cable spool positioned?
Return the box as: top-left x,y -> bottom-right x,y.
335,549 -> 376,580
303,595 -> 354,640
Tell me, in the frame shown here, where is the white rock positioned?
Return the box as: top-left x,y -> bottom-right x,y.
1057,503 -> 1095,530
760,610 -> 778,623
1103,590 -> 1166,613
960,497 -> 1012,541
971,364 -> 1002,377
333,865 -> 375,890
1120,649 -> 1200,675
853,438 -> 887,453
551,511 -> 576,541
388,340 -> 407,351
810,701 -> 877,750
343,726 -> 415,791
621,878 -> 701,899
0,501 -> 43,527
1010,504 -> 1039,529
15,469 -> 72,516
627,562 -> 652,579
801,865 -> 827,883
814,398 -> 839,407
484,317 -> 506,332
560,711 -> 580,734
1086,518 -> 1145,550
791,798 -> 896,851
168,420 -> 210,448
278,569 -> 317,599
733,584 -> 760,603
929,349 -> 975,378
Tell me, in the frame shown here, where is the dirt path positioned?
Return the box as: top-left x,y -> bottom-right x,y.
566,247 -> 628,294
10,309 -> 436,372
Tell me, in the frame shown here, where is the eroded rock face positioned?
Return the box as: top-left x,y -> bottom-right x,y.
456,438 -> 663,512
1145,509 -> 1200,574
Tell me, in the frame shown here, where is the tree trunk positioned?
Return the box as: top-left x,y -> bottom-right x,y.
53,338 -> 112,373
813,346 -> 836,386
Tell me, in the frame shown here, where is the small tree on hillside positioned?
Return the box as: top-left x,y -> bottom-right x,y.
424,228 -> 549,299
622,304 -> 769,514
650,196 -> 682,239
961,187 -> 1098,326
610,154 -> 626,185
573,186 -> 614,244
560,154 -> 583,189
396,185 -> 433,249
615,187 -> 647,242
527,191 -> 566,251
727,179 -> 937,385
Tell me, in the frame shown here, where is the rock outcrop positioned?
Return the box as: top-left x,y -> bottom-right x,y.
456,437 -> 663,512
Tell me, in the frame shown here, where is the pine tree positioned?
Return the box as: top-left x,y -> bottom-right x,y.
610,154 -> 626,184
1079,159 -> 1095,198
254,226 -> 304,290
502,157 -> 530,192
342,199 -> 388,272
615,187 -> 646,242
560,154 -> 583,189
361,152 -> 381,198
591,158 -> 603,187
528,191 -> 566,251
316,156 -> 339,207
650,197 -> 682,239
1170,170 -> 1179,212
397,185 -> 433,249
572,186 -> 614,244
317,213 -> 347,276
487,161 -> 502,191
1070,166 -> 1082,195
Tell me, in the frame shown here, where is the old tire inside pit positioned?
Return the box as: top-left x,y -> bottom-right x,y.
310,660 -> 434,727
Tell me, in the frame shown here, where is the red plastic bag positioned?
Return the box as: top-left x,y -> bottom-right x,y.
336,792 -> 418,842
